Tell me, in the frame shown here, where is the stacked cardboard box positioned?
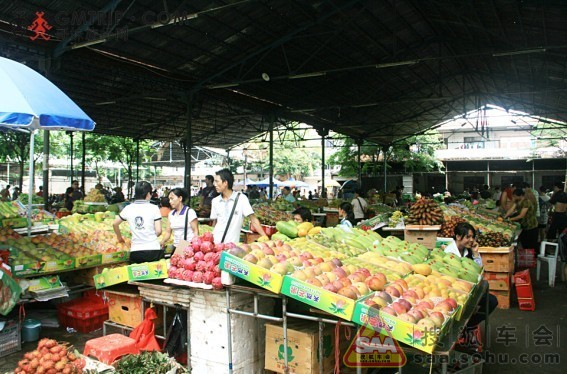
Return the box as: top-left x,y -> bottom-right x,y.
479,246 -> 515,309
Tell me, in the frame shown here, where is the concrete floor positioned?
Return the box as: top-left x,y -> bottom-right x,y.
1,267 -> 565,373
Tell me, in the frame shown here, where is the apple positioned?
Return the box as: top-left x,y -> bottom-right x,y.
445,298 -> 458,309
306,278 -> 323,287
397,299 -> 412,312
332,280 -> 344,291
357,268 -> 371,278
370,296 -> 388,308
365,276 -> 386,291
270,263 -> 288,276
376,291 -> 393,304
417,300 -> 434,310
348,285 -> 362,299
385,286 -> 401,298
337,287 -> 358,300
380,306 -> 397,316
333,267 -> 348,278
316,274 -> 330,286
331,258 -> 342,267
392,302 -> 408,315
338,277 -> 352,288
243,254 -> 258,264
398,313 -> 417,324
417,318 -> 436,331
326,272 -> 338,282
352,282 -> 370,296
429,312 -> 445,327
371,272 -> 387,285
408,309 -> 424,321
292,270 -> 308,281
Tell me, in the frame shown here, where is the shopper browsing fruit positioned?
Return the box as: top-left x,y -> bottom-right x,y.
113,181 -> 162,263
351,189 -> 368,223
160,188 -> 199,248
198,175 -> 219,217
445,222 -> 498,349
211,168 -> 267,244
338,202 -> 355,228
504,188 -> 538,250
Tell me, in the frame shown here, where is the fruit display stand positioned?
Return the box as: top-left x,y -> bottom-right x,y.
479,245 -> 515,309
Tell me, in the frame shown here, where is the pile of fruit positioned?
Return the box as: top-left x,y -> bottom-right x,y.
273,220 -> 321,240
424,247 -> 482,282
84,189 -> 106,203
477,232 -> 510,247
439,216 -> 467,237
388,211 -> 404,227
405,198 -> 444,225
253,203 -> 291,225
17,193 -> 44,205
0,201 -> 20,218
167,232 -> 224,289
15,338 -> 85,373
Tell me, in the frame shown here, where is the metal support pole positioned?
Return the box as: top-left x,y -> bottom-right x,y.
487,161 -> 490,187
356,139 -> 363,188
81,132 -> 86,192
226,289 -> 234,374
532,160 -> 535,188
321,134 -> 325,197
445,161 -> 449,192
269,122 -> 274,199
318,321 -> 324,374
383,146 -> 388,193
282,296 -> 289,374
43,130 -> 49,209
27,130 -> 36,236
186,305 -> 191,373
185,94 -> 193,195
135,138 -> 140,184
69,132 -> 74,182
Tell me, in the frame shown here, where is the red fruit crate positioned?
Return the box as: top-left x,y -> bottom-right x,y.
57,295 -> 109,333
517,248 -> 536,268
513,269 -> 535,311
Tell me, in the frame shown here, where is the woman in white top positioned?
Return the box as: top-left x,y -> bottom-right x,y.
113,181 -> 162,264
160,188 -> 199,248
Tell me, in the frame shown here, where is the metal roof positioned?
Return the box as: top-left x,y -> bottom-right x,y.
1,0 -> 566,148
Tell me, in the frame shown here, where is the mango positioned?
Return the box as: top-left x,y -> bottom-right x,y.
412,263 -> 432,276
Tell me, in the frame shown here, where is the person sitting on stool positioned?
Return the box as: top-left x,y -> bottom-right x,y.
445,222 -> 498,349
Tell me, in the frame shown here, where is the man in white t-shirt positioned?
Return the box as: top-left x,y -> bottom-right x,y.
210,169 -> 267,244
351,190 -> 368,223
113,181 -> 162,263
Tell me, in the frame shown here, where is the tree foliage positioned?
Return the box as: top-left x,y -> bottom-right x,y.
327,131 -> 445,177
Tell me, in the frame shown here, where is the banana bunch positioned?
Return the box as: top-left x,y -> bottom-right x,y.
388,210 -> 404,227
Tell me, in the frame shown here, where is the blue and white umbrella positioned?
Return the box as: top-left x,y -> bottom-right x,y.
0,57 -> 95,231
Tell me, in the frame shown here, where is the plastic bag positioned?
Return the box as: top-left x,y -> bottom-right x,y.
0,268 -> 22,316
162,308 -> 186,362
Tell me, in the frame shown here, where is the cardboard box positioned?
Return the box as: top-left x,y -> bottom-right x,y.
478,246 -> 514,273
404,225 -> 441,249
1,217 -> 27,228
351,294 -> 455,354
93,266 -> 129,289
490,290 -> 510,309
101,251 -> 129,264
281,276 -> 355,320
106,289 -> 144,328
483,272 -> 511,291
265,322 -> 343,374
220,252 -> 284,294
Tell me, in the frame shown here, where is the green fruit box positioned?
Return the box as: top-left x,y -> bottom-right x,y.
351,295 -> 458,354
75,253 -> 103,268
93,266 -> 129,289
101,251 -> 129,264
1,217 -> 28,228
26,275 -> 63,292
11,258 -> 75,277
127,260 -> 168,281
220,252 -> 284,294
281,276 -> 355,320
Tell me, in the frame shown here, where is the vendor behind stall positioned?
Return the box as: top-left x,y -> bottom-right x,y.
446,222 -> 498,349
292,207 -> 313,223
113,181 -> 162,263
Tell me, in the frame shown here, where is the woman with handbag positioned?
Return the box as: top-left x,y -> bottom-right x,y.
160,188 -> 199,250
351,189 -> 368,224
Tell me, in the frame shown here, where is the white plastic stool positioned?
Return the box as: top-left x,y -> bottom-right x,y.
537,241 -> 559,287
